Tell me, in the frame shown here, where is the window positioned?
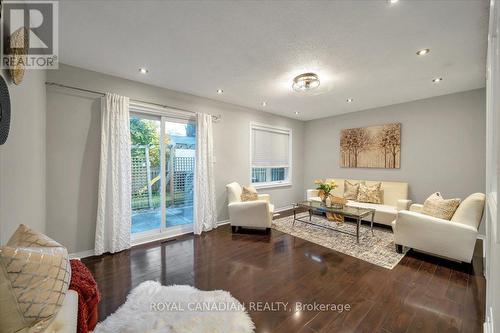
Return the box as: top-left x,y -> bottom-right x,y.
250,123 -> 292,188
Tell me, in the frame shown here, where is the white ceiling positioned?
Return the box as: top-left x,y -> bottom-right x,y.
59,0 -> 489,121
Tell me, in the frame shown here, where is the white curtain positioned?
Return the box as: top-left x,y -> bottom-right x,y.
193,113 -> 217,235
95,93 -> 132,255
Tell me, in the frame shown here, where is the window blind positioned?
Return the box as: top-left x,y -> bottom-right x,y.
251,126 -> 290,167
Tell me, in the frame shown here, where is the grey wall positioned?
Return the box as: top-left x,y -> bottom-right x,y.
0,70 -> 47,244
303,88 -> 486,233
46,64 -> 305,253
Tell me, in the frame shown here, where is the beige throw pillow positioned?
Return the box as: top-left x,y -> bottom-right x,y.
422,192 -> 461,220
241,186 -> 258,201
357,183 -> 383,204
344,180 -> 364,200
0,225 -> 71,333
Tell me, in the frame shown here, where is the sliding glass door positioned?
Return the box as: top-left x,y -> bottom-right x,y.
163,119 -> 195,228
131,114 -> 162,234
130,111 -> 195,239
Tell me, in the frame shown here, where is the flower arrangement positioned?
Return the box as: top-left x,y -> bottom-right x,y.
314,179 -> 338,203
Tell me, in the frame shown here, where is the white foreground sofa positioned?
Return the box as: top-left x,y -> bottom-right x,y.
226,182 -> 274,232
393,193 -> 485,263
306,178 -> 410,226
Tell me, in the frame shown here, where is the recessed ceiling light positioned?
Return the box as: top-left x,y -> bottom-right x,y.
416,48 -> 430,56
292,73 -> 320,92
432,77 -> 443,83
139,68 -> 148,74
294,111 -> 299,115
216,89 -> 223,94
261,101 -> 267,107
346,98 -> 354,103
388,0 -> 399,4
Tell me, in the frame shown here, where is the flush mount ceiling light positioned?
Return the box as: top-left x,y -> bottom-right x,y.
346,98 -> 354,103
432,77 -> 443,83
416,48 -> 430,56
139,68 -> 149,74
292,73 -> 320,92
216,89 -> 223,94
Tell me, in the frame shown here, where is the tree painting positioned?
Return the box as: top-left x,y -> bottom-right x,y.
340,127 -> 370,167
340,123 -> 401,168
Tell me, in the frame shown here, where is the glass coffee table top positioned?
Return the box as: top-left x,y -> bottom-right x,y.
295,200 -> 375,218
293,201 -> 376,243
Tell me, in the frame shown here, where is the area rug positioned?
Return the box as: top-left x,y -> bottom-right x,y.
273,213 -> 405,269
93,281 -> 254,333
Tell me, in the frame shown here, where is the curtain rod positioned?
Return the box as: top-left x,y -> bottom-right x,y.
45,81 -> 221,121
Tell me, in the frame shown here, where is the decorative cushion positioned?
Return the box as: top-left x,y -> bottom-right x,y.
357,182 -> 383,204
0,224 -> 71,333
344,180 -> 364,200
451,193 -> 485,228
241,186 -> 258,201
7,223 -> 62,248
422,192 -> 461,220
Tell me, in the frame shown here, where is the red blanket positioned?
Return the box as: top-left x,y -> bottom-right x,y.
69,259 -> 100,333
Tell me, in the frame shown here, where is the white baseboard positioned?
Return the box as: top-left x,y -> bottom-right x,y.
69,249 -> 95,259
484,307 -> 494,333
70,220 -> 231,259
217,219 -> 230,226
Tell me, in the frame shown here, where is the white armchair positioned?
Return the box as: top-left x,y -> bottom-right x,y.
392,193 -> 485,263
226,182 -> 274,233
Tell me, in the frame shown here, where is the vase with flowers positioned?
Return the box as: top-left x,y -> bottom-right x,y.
314,179 -> 338,204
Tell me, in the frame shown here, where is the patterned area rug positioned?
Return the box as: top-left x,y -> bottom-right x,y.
273,213 -> 406,269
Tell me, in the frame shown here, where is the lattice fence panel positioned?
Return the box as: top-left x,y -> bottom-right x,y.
131,146 -> 149,210
171,156 -> 195,207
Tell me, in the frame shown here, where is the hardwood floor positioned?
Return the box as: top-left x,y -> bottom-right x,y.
82,223 -> 485,332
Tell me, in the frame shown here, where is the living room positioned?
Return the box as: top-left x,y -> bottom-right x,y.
0,0 -> 498,332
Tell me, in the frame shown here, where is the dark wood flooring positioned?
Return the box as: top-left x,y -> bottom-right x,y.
82,221 -> 485,333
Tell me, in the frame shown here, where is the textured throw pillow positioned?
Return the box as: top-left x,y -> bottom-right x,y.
357,182 -> 383,204
7,223 -> 63,248
0,225 -> 71,333
241,186 -> 258,201
422,192 -> 461,220
344,180 -> 364,200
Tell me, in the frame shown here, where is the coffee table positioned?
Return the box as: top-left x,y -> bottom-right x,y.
293,201 -> 376,243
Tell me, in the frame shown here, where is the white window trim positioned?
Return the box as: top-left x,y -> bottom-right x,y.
249,122 -> 293,189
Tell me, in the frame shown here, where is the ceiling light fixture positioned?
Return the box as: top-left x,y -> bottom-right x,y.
217,89 -> 224,94
388,0 -> 399,4
139,68 -> 148,74
261,101 -> 267,107
292,73 -> 320,92
294,111 -> 299,115
432,77 -> 443,83
346,98 -> 354,103
416,48 -> 430,56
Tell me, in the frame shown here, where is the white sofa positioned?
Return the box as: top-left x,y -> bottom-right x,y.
226,182 -> 274,232
393,193 -> 485,263
306,178 -> 411,226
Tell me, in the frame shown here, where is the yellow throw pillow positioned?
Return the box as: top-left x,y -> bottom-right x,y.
241,186 -> 258,201
357,183 -> 383,204
0,225 -> 71,333
344,180 -> 364,200
422,192 -> 461,220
